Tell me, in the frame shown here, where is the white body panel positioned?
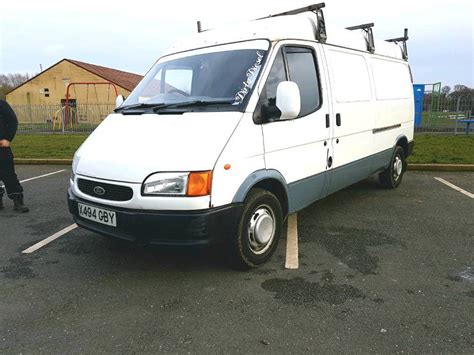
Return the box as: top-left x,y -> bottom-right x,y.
211,112 -> 265,208
75,112 -> 242,183
259,40 -> 331,185
324,47 -> 376,169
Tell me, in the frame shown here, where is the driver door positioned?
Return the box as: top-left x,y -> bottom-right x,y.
256,42 -> 331,212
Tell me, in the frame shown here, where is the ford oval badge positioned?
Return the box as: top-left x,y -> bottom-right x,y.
93,186 -> 106,196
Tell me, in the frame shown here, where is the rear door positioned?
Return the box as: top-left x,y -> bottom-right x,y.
257,41 -> 331,212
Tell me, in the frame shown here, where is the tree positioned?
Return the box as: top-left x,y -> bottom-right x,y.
441,86 -> 451,96
453,84 -> 469,92
448,85 -> 474,112
0,73 -> 31,100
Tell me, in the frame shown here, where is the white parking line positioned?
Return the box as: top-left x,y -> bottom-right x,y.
20,169 -> 66,184
434,177 -> 474,199
285,214 -> 299,269
22,223 -> 78,254
1,169 -> 66,189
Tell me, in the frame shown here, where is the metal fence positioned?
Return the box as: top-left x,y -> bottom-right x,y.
12,98 -> 474,135
13,103 -> 115,134
415,97 -> 473,134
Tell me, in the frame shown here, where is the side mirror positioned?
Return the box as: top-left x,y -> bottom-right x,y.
276,81 -> 301,120
115,95 -> 125,108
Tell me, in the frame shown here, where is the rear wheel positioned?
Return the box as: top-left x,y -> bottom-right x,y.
378,146 -> 406,189
229,188 -> 283,269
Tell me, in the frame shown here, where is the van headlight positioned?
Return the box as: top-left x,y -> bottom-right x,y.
142,171 -> 212,196
143,172 -> 189,196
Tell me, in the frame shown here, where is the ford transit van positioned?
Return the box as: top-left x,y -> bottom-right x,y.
68,3 -> 414,268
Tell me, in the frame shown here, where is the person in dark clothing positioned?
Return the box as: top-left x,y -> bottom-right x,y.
0,100 -> 29,212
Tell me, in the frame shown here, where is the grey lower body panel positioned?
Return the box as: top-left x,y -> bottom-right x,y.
287,171 -> 326,214
287,148 -> 394,213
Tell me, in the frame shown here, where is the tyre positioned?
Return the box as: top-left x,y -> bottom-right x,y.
378,146 -> 406,189
229,188 -> 283,269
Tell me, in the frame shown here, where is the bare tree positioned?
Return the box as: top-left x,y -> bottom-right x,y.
0,73 -> 31,100
441,86 -> 451,96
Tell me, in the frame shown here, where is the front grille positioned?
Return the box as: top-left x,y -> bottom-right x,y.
78,179 -> 133,201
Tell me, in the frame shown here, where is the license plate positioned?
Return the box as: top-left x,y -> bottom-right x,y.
78,203 -> 117,227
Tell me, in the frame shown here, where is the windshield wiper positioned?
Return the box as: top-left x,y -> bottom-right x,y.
152,99 -> 235,112
116,99 -> 235,114
114,103 -> 168,113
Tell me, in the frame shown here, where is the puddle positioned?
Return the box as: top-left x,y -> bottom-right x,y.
1,256 -> 36,279
300,226 -> 401,274
261,277 -> 366,306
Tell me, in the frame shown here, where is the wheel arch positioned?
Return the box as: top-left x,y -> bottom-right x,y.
232,170 -> 289,218
395,135 -> 409,158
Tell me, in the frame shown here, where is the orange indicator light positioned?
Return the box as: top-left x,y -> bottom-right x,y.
187,171 -> 212,196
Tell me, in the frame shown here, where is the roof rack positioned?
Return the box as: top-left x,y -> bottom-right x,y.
268,3 -> 326,17
258,3 -> 327,43
346,23 -> 375,53
386,28 -> 409,60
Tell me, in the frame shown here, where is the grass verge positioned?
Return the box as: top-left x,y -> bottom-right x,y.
11,133 -> 474,165
408,135 -> 474,164
12,134 -> 88,159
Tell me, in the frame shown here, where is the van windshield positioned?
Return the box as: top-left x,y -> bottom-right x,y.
121,46 -> 267,112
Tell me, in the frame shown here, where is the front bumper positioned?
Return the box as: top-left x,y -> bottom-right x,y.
68,189 -> 242,246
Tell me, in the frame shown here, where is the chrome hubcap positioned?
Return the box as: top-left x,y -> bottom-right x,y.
248,205 -> 275,255
393,156 -> 403,180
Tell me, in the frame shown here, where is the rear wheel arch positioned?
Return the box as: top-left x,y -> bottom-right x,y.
395,135 -> 409,158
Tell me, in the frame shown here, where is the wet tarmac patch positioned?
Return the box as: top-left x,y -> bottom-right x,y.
1,256 -> 36,279
57,240 -> 94,256
464,290 -> 474,298
253,268 -> 277,276
300,226 -> 400,274
26,218 -> 73,237
448,267 -> 474,283
261,277 -> 365,306
320,270 -> 335,283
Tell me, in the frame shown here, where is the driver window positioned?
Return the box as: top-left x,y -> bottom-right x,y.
256,46 -> 321,122
164,68 -> 193,95
258,49 -> 286,120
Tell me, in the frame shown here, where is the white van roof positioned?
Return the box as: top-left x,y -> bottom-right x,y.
165,12 -> 406,61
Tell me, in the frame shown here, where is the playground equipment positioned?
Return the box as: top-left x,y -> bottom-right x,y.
53,105 -> 77,131
64,82 -> 119,129
412,82 -> 441,127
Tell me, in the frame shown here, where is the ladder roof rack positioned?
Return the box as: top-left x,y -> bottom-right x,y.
258,3 -> 327,43
268,3 -> 326,17
386,28 -> 409,60
346,23 -> 375,53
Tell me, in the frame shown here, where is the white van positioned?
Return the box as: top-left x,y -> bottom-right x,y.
68,4 -> 414,268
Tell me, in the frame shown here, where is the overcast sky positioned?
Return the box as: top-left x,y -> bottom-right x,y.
1,0 -> 473,88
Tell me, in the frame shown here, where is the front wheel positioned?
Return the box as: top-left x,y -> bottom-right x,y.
229,188 -> 283,269
378,146 -> 406,189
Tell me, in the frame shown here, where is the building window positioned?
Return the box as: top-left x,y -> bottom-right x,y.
44,88 -> 49,97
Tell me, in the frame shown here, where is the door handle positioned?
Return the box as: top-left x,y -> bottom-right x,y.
327,156 -> 333,168
325,114 -> 330,128
336,113 -> 341,126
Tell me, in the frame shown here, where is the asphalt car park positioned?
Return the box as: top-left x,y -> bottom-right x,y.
1,166 -> 473,353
